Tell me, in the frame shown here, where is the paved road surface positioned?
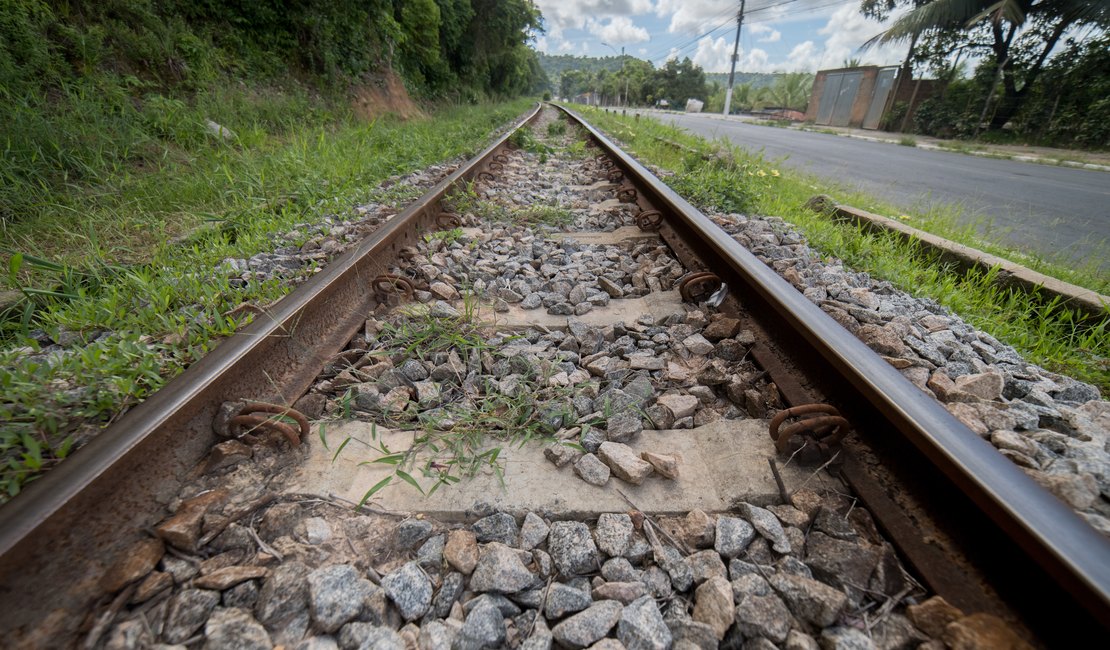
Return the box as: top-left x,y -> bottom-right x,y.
641,111 -> 1109,271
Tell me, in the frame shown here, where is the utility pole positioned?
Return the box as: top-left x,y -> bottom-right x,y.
723,0 -> 745,116
621,46 -> 627,108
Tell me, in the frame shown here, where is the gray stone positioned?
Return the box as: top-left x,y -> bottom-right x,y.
308,565 -> 375,633
430,301 -> 461,319
738,503 -> 791,554
805,532 -> 880,598
521,293 -> 543,309
617,596 -> 672,650
295,638 -> 340,650
520,513 -> 550,551
599,277 -> 624,298
953,371 -> 1004,401
574,453 -> 611,486
544,583 -> 593,619
641,566 -> 674,599
256,562 -> 309,628
602,558 -> 643,583
594,513 -> 634,558
819,626 -> 876,650
417,535 -> 446,568
581,428 -> 606,454
304,518 -> 333,545
453,599 -> 506,649
472,512 -> 519,546
382,562 -> 433,621
204,607 -> 271,650
606,412 -> 643,443
165,589 -> 220,643
872,613 -> 928,650
666,619 -> 717,650
655,394 -> 698,420
769,573 -> 847,628
223,580 -> 260,610
686,549 -> 727,584
598,442 -> 653,484
545,443 -> 581,468
714,516 -> 755,559
644,404 -> 675,429
592,581 -> 648,604
551,600 -> 623,649
683,334 -> 714,355
431,572 -> 465,619
730,573 -> 772,600
656,546 -> 693,592
419,620 -> 456,650
692,577 -> 733,640
468,542 -> 535,594
463,593 -> 520,617
549,521 -> 600,576
785,630 -> 820,650
733,594 -> 793,643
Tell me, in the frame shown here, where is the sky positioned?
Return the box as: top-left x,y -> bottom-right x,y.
530,0 -> 913,74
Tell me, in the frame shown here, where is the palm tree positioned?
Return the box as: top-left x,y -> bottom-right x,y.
768,72 -> 814,112
867,0 -> 1110,130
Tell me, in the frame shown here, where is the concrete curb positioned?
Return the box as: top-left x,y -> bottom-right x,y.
795,127 -> 1110,172
807,196 -> 1110,321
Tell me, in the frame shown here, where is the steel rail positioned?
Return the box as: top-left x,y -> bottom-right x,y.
555,104 -> 1110,623
0,104 -> 543,639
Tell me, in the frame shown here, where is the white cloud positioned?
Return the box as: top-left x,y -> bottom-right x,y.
588,16 -> 651,45
533,36 -> 550,53
557,39 -> 578,53
535,0 -> 656,38
658,0 -> 736,35
749,24 -> 781,43
692,35 -> 733,72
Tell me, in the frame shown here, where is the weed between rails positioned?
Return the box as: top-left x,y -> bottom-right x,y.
325,297 -> 583,502
580,107 -> 1109,393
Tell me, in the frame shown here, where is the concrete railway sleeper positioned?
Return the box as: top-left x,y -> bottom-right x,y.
0,104 -> 1106,648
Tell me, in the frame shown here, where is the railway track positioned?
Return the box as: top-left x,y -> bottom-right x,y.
1,103 -> 1107,648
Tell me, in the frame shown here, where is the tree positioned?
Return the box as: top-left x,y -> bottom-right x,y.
653,57 -> 708,106
767,72 -> 814,111
866,0 -> 1110,130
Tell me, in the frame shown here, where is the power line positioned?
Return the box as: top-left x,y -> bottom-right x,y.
643,7 -> 739,62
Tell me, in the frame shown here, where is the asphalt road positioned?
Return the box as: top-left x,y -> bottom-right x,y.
642,111 -> 1109,271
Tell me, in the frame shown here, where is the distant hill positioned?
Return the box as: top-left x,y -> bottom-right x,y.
538,53 -> 785,90
538,53 -> 624,86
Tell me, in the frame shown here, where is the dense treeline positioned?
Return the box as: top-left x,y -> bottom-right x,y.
555,56 -> 709,107
865,0 -> 1109,147
547,54 -> 812,114
0,0 -> 547,225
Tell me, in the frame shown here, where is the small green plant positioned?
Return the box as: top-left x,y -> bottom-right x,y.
547,121 -> 567,137
898,135 -> 918,147
509,127 -> 552,155
514,204 -> 574,228
331,299 -> 577,498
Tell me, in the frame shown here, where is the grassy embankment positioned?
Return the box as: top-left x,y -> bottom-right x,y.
0,95 -> 534,500
578,107 -> 1109,395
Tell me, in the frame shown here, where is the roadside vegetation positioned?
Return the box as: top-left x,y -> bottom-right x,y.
0,0 -> 546,501
579,107 -> 1109,394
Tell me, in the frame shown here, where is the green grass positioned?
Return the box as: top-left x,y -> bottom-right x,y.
898,135 -> 918,147
0,97 -> 536,502
329,295 -> 578,500
578,106 -> 1110,394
